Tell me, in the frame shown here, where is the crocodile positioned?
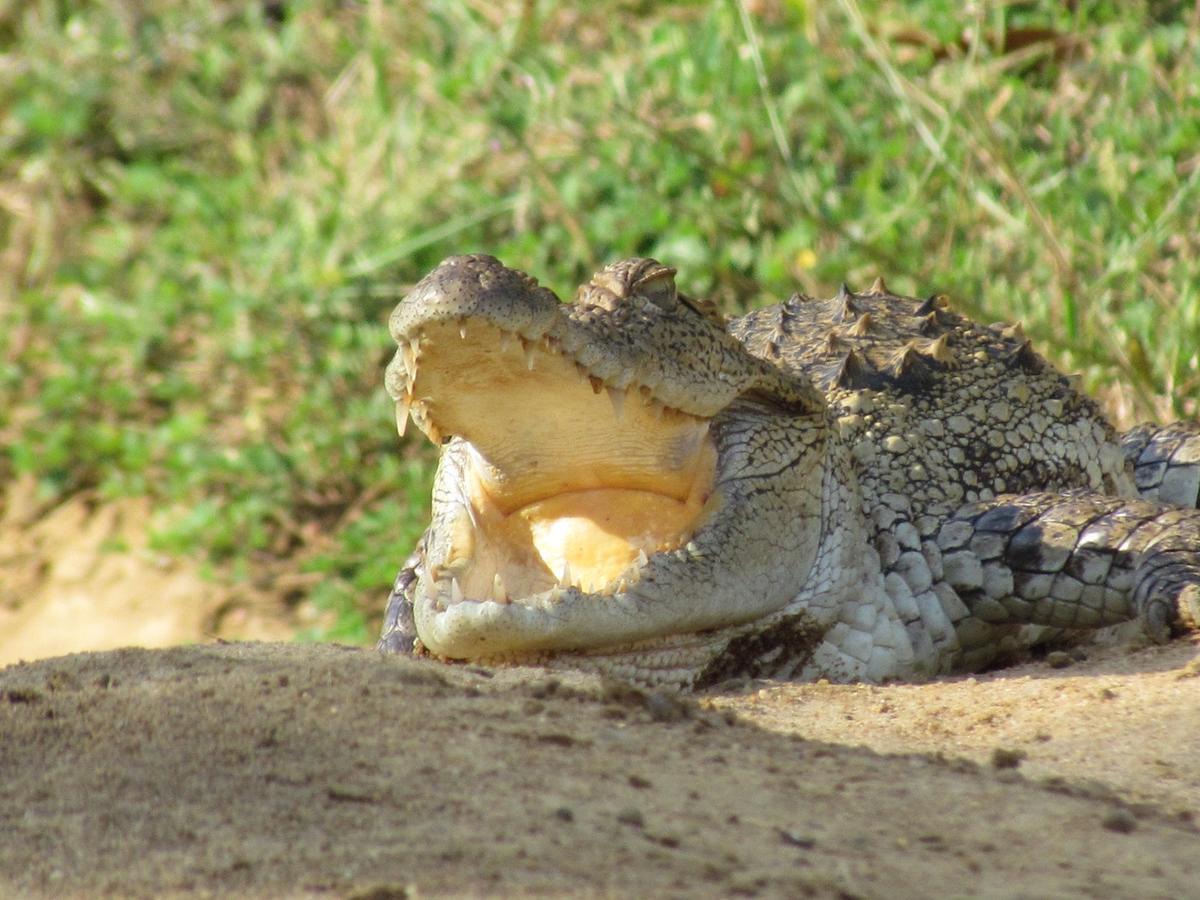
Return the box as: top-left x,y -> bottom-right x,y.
377,254 -> 1200,689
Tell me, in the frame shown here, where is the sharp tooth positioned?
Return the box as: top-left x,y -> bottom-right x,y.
557,560 -> 574,587
635,549 -> 649,568
605,386 -> 625,420
451,578 -> 465,604
521,338 -> 535,370
500,331 -> 515,353
616,579 -> 629,594
401,336 -> 421,373
395,391 -> 413,437
458,320 -> 468,340
492,573 -> 508,604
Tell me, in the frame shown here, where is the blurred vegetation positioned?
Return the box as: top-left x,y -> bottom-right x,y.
2,0 -> 1198,641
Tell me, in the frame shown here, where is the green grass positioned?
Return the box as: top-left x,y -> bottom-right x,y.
3,0 -> 1198,640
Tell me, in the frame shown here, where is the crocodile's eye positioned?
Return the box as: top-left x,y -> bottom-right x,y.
577,258 -> 678,313
631,265 -> 678,310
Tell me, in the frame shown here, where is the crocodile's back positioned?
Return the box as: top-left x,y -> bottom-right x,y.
730,284 -> 1135,522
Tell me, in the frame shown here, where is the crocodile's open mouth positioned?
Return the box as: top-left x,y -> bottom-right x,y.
393,318 -> 718,610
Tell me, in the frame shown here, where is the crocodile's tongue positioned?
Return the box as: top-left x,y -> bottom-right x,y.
396,318 -> 716,594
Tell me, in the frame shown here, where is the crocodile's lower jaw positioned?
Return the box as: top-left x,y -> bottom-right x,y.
395,317 -> 719,650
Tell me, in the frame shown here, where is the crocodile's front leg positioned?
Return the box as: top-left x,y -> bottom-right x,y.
937,492 -> 1200,645
1122,421 -> 1200,508
377,535 -> 427,655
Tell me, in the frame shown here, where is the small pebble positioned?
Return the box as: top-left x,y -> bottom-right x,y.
1045,651 -> 1073,669
778,829 -> 817,848
1102,807 -> 1137,834
617,807 -> 645,828
991,747 -> 1026,770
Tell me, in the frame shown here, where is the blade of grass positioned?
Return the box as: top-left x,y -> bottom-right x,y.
345,195 -> 520,280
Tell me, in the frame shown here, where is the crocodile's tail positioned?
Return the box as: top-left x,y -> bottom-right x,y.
1121,421 -> 1200,508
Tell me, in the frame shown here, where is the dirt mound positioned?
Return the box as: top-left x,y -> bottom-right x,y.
1,640 -> 1197,898
0,479 -> 296,667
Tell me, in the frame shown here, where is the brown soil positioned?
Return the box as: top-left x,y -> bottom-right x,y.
0,639 -> 1197,899
0,478 -> 307,667
2,483 -> 1199,898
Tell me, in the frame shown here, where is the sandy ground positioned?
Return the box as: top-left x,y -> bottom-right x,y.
3,482 -> 1199,897
1,637 -> 1197,899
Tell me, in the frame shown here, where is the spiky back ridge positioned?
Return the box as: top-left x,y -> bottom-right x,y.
730,281 -> 1130,520
733,279 -> 1043,393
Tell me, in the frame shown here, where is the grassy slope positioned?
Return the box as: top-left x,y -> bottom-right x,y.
2,0 -> 1198,641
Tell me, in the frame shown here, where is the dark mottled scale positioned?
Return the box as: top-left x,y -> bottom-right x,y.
937,492 -> 1200,636
378,541 -> 426,655
973,498 -> 1046,535
1006,340 -> 1043,372
1121,421 -> 1200,508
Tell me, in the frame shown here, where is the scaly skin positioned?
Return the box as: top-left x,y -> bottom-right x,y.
378,255 -> 1200,688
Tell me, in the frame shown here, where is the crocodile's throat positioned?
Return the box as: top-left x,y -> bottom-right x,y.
394,318 -> 718,605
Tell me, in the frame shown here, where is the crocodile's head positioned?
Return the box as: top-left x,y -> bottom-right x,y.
385,255 -> 851,684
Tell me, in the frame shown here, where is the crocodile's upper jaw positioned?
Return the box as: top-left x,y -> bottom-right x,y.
400,315 -> 717,603
386,255 -> 832,663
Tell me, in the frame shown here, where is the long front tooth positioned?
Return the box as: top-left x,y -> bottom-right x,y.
492,573 -> 508,604
605,385 -> 625,420
520,338 -> 536,370
395,391 -> 413,437
451,578 -> 465,604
